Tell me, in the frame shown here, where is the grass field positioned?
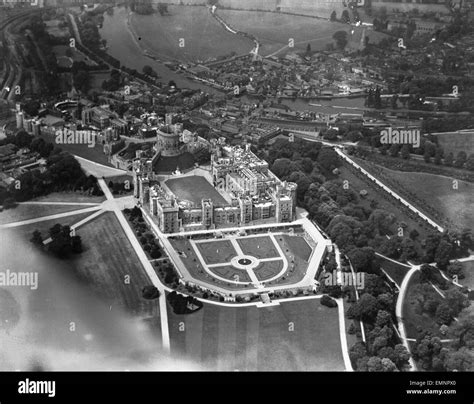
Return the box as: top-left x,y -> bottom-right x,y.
210,265 -> 251,282
165,175 -> 228,206
0,204 -> 95,225
255,260 -> 283,281
237,235 -> 280,259
68,212 -> 159,317
280,234 -> 312,261
195,239 -> 236,264
30,192 -> 105,204
379,256 -> 410,288
167,298 -> 344,371
435,132 -> 474,157
460,261 -> 474,290
1,211 -> 95,242
220,9 -> 387,55
366,165 -> 474,231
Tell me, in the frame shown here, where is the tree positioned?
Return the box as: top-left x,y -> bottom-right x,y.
142,285 -> 160,300
333,30 -> 348,50
30,230 -> 43,246
375,310 -> 392,328
389,143 -> 399,157
317,148 -> 341,172
465,154 -> 474,171
447,261 -> 463,279
393,344 -> 410,369
444,347 -> 473,371
436,302 -> 454,325
330,10 -> 337,21
444,152 -> 454,166
367,356 -> 384,371
454,151 -> 467,168
347,293 -> 379,322
305,43 -> 312,55
2,197 -> 16,209
341,9 -> 350,23
381,357 -> 398,372
400,144 -> 410,159
434,240 -> 453,270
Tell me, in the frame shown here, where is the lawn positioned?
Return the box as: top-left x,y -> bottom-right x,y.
195,239 -> 236,265
219,8 -> 387,55
209,265 -> 251,283
167,298 -> 345,371
280,234 -> 312,261
255,260 -> 283,281
0,211 -> 95,242
436,132 -> 474,157
30,192 -> 105,204
165,175 -> 228,206
237,235 -> 280,259
379,256 -> 410,288
0,204 -> 96,225
68,212 -> 159,317
460,260 -> 474,290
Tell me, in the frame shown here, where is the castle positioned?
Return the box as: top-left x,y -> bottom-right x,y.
133,138 -> 297,233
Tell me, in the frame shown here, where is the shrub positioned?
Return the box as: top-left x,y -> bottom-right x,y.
321,294 -> 338,308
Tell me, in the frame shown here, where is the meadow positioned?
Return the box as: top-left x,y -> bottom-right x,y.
167,298 -> 345,371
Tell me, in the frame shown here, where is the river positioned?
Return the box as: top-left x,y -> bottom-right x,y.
99,6 -> 365,114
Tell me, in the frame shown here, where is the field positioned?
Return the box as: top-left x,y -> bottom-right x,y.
255,260 -> 283,281
379,256 -> 410,287
0,204 -> 94,225
53,45 -> 97,68
195,239 -> 236,265
30,192 -> 105,204
1,211 -> 96,240
129,5 -> 387,62
68,212 -> 159,317
132,6 -> 253,63
435,132 -> 474,157
167,298 -> 345,371
164,175 -> 228,206
460,261 -> 474,290
365,165 -> 474,231
219,9 -> 386,55
237,235 -> 279,259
